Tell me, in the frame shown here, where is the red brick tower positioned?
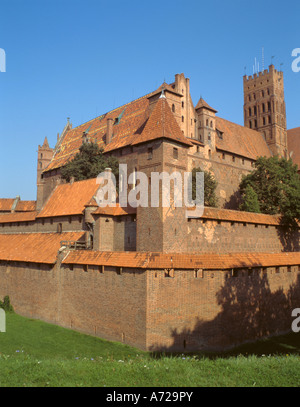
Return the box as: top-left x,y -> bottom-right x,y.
243,65 -> 288,158
36,137 -> 53,210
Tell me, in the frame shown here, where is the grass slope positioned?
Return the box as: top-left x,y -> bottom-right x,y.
0,313 -> 300,387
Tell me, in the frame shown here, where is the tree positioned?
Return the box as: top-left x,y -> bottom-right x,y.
239,156 -> 300,228
239,184 -> 261,213
191,167 -> 218,207
61,142 -> 119,183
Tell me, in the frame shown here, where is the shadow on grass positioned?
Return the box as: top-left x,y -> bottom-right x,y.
149,331 -> 300,360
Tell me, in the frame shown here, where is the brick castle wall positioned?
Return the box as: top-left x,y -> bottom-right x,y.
0,259 -> 299,351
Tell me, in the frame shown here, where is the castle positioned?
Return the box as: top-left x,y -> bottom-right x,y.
0,65 -> 299,352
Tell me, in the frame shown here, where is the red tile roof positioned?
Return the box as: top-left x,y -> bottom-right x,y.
92,203 -> 137,217
195,98 -> 218,113
192,206 -> 281,225
63,250 -> 300,270
215,117 -> 272,160
15,200 -> 36,212
131,96 -> 193,147
0,211 -> 38,224
37,178 -> 100,218
0,232 -> 85,264
0,199 -> 14,212
287,127 -> 300,171
45,93 -> 153,171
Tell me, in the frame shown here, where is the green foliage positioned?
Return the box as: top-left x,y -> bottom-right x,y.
192,167 -> 218,207
239,184 -> 261,213
60,142 -> 119,183
0,295 -> 14,313
239,156 -> 300,228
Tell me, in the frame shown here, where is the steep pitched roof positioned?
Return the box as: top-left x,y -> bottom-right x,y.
195,97 -> 217,113
62,250 -> 300,270
287,127 -> 300,171
44,93 -> 153,172
131,96 -> 193,146
215,117 -> 272,160
37,178 -> 100,218
0,232 -> 85,264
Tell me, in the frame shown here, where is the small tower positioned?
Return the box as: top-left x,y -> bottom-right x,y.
195,98 -> 217,151
243,64 -> 288,157
36,137 -> 53,210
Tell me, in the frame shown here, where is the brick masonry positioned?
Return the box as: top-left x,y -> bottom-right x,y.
0,258 -> 299,351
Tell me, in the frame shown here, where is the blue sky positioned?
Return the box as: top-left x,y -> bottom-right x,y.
0,0 -> 300,200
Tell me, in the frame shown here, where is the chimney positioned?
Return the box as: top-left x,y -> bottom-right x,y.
106,117 -> 114,144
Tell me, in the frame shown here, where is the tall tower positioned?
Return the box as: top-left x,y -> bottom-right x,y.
243,64 -> 288,157
36,137 -> 53,210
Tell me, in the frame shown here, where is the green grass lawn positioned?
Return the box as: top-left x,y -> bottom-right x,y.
0,312 -> 300,387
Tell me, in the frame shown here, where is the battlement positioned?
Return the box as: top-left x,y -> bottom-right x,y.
243,65 -> 283,83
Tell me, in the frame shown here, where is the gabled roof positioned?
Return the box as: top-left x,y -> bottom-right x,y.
62,250 -> 300,270
37,178 -> 100,218
131,96 -> 193,147
215,117 -> 272,160
287,127 -> 300,171
0,232 -> 85,264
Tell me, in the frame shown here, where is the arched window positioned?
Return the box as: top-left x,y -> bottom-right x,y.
262,103 -> 265,113
249,120 -> 252,129
249,107 -> 252,116
206,119 -> 209,126
210,121 -> 213,128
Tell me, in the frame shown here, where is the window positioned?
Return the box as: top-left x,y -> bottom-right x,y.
249,107 -> 252,116
249,120 -> 252,128
182,101 -> 184,108
172,104 -> 175,113
57,223 -> 62,233
181,116 -> 184,122
148,147 -> 153,160
173,147 -> 178,159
